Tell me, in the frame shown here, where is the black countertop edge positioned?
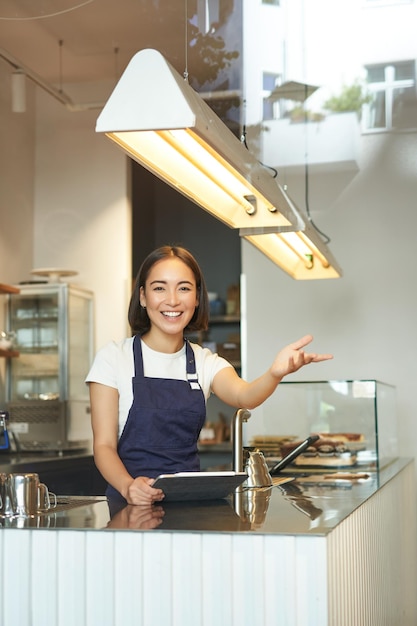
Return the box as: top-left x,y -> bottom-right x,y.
0,449 -> 94,472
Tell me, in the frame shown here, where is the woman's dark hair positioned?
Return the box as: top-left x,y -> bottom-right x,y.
128,246 -> 209,335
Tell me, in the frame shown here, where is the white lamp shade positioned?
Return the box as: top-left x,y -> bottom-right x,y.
96,48 -> 304,231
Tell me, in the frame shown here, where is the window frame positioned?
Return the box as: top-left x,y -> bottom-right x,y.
262,72 -> 282,121
363,61 -> 416,132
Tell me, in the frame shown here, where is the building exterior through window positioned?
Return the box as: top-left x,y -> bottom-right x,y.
363,60 -> 416,131
262,72 -> 281,120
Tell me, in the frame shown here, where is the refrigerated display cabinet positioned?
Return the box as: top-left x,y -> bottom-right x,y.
246,379 -> 398,470
5,282 -> 94,451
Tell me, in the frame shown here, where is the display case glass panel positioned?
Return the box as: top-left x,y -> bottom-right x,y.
5,283 -> 94,451
9,291 -> 61,400
246,380 -> 398,470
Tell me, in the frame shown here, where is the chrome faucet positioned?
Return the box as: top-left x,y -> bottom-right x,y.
232,408 -> 251,472
232,408 -> 272,487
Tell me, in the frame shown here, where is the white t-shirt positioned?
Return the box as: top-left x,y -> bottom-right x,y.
85,337 -> 232,437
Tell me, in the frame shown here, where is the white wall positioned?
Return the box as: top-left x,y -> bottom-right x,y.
33,88 -> 132,351
242,128 -> 417,460
0,71 -> 131,407
0,63 -> 36,403
0,64 -> 35,284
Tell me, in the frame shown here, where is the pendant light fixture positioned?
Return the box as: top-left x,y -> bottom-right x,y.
239,180 -> 342,280
240,224 -> 342,280
96,48 -> 303,231
240,185 -> 342,280
96,48 -> 342,279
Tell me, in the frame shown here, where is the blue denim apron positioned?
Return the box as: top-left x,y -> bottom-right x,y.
106,336 -> 206,503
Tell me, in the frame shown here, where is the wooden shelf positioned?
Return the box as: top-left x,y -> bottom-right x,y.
209,314 -> 240,324
0,348 -> 19,358
0,283 -> 20,295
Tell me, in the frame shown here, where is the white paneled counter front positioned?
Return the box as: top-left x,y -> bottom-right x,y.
0,459 -> 416,626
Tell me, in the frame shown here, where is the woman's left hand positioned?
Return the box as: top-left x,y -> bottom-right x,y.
270,334 -> 333,380
212,333 -> 333,411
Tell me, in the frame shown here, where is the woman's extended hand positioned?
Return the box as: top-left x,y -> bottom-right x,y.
270,334 -> 333,380
125,476 -> 165,505
212,334 -> 333,410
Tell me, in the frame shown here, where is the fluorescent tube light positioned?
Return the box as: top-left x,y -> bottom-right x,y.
240,222 -> 342,280
11,71 -> 26,113
96,48 -> 303,231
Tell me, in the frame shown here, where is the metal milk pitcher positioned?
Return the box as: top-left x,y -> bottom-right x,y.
243,448 -> 273,488
6,473 -> 56,517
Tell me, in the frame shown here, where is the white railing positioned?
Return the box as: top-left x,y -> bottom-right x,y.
261,111 -> 361,173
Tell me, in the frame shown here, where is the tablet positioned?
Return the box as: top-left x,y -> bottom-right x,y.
152,471 -> 248,502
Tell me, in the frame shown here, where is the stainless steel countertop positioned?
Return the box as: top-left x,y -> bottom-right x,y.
1,458 -> 409,535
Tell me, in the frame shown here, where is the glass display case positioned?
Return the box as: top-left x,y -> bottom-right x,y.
246,380 -> 398,470
5,283 -> 94,451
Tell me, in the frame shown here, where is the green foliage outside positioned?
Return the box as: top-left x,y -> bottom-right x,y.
323,81 -> 372,116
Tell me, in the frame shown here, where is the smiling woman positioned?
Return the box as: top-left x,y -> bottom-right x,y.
128,245 -> 210,344
85,244 -> 332,512
138,257 -> 200,349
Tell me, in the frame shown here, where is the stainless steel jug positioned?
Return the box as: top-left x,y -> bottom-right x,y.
6,473 -> 56,517
233,486 -> 272,528
243,448 -> 273,488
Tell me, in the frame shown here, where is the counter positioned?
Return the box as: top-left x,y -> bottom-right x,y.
1,458 -> 416,626
0,450 -> 106,495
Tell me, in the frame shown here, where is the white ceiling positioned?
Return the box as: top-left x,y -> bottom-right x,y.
0,0 -> 192,86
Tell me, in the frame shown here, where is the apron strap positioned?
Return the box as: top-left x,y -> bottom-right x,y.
132,335 -> 144,377
133,336 -> 201,390
185,340 -> 201,390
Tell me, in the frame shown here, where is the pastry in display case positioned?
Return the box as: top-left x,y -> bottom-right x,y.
248,380 -> 398,470
277,433 -> 362,467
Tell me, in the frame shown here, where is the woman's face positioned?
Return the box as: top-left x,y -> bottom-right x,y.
139,257 -> 199,337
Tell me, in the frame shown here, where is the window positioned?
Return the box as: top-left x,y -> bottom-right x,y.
262,0 -> 280,5
364,61 -> 416,130
262,72 -> 281,120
